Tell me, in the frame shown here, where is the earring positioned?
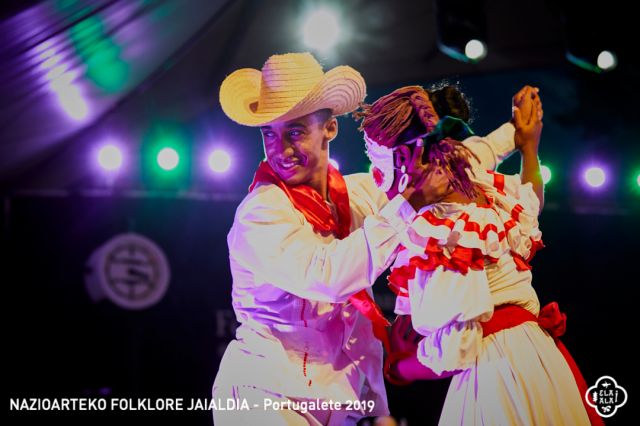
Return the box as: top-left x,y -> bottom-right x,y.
397,165 -> 410,193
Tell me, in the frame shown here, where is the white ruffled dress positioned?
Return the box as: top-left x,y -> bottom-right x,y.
390,169 -> 591,425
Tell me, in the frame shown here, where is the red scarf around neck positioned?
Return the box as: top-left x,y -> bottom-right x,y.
249,161 -> 351,238
249,161 -> 391,349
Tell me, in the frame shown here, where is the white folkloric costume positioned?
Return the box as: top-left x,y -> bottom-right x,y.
389,165 -> 598,425
361,86 -> 601,426
215,52 -> 522,425
212,122 -> 515,425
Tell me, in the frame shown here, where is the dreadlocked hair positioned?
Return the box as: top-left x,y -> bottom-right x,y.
354,85 -> 479,199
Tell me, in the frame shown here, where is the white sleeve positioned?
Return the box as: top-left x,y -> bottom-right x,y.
463,122 -> 516,171
409,267 -> 494,374
351,172 -> 391,211
227,185 -> 416,303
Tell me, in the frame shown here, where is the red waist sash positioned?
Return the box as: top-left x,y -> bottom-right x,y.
481,303 -> 603,426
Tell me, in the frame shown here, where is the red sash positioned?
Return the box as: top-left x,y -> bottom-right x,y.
481,303 -> 604,426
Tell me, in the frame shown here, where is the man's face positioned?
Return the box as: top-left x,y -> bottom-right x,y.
260,110 -> 336,188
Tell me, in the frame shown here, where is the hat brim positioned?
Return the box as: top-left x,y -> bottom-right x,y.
219,66 -> 366,127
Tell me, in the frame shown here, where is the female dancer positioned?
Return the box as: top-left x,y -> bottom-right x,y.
355,85 -> 600,425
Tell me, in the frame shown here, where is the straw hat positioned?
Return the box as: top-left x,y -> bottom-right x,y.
219,52 -> 366,127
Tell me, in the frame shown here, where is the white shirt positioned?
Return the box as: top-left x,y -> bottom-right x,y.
213,123 -> 516,420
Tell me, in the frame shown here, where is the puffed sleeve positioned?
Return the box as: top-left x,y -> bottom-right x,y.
227,184 -> 416,303
409,267 -> 494,375
500,174 -> 541,218
463,122 -> 516,171
477,171 -> 543,260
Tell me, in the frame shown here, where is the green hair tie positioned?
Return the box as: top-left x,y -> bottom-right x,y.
424,116 -> 475,146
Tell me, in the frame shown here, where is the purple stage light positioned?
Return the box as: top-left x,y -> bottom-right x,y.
208,149 -> 231,173
97,145 -> 123,172
583,166 -> 606,188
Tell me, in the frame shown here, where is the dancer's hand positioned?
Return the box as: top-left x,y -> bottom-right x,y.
409,164 -> 451,207
513,86 -> 545,210
387,315 -> 460,382
385,315 -> 419,384
389,315 -> 420,355
512,86 -> 543,154
390,144 -> 451,211
512,85 -> 537,124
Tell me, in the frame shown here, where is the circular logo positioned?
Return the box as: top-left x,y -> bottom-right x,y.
585,375 -> 627,418
85,233 -> 170,310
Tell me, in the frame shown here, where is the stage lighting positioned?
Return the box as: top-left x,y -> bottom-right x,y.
584,166 -> 606,188
567,49 -> 618,73
436,0 -> 487,63
144,126 -> 189,185
97,145 -> 123,171
541,165 -> 552,185
41,54 -> 62,70
597,50 -> 617,71
56,86 -> 89,120
329,158 -> 340,170
157,147 -> 179,171
563,7 -> 617,73
302,8 -> 341,53
208,149 -> 231,173
464,39 -> 486,61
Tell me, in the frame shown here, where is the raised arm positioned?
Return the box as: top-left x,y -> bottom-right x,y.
463,122 -> 516,171
512,86 -> 544,211
463,85 -> 547,173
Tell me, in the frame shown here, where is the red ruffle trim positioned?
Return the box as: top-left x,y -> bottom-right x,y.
486,170 -> 506,195
389,201 -> 544,296
511,237 -> 545,271
388,237 -> 499,296
419,208 -> 523,243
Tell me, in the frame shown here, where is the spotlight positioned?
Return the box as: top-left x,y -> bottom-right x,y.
329,158 -> 340,170
563,7 -> 617,73
157,147 -> 179,171
208,149 -> 231,173
436,0 -> 487,63
567,49 -> 618,73
464,39 -> 487,61
596,50 -> 617,71
97,145 -> 123,171
56,85 -> 89,121
302,8 -> 341,53
540,164 -> 552,185
41,54 -> 62,70
583,166 -> 606,188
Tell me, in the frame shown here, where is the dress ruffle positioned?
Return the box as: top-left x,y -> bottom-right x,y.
388,170 -> 543,296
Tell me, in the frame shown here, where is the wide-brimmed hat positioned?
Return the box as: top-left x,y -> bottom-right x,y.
219,52 -> 366,127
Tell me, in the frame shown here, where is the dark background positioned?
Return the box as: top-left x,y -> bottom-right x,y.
2,0 -> 637,424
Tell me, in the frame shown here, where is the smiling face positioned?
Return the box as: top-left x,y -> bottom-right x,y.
260,109 -> 336,196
